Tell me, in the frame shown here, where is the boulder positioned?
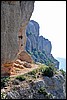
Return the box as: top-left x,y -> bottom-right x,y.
23,62 -> 32,68
17,51 -> 33,63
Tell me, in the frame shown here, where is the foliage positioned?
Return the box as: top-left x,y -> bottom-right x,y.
38,84 -> 54,99
60,69 -> 65,76
45,93 -> 54,99
28,69 -> 38,79
16,75 -> 26,81
1,76 -> 10,88
39,65 -> 54,77
38,86 -> 47,96
43,66 -> 54,77
45,60 -> 55,68
48,93 -> 54,98
28,69 -> 38,75
39,65 -> 46,72
1,92 -> 7,99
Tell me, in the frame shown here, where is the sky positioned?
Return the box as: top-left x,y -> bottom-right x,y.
30,1 -> 66,59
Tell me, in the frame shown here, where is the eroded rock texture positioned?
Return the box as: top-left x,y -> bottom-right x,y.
26,20 -> 59,68
1,1 -> 34,65
2,73 -> 66,99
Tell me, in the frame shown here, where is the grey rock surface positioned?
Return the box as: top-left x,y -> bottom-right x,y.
26,20 -> 39,52
26,20 -> 59,68
1,1 -> 34,64
38,36 -> 52,54
5,73 -> 66,99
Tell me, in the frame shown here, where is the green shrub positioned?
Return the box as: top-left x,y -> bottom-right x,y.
28,69 -> 37,75
1,92 -> 7,99
28,69 -> 38,79
16,75 -> 26,81
45,93 -> 54,99
1,77 -> 10,88
42,66 -> 54,77
60,69 -> 65,76
47,93 -> 54,99
45,60 -> 55,67
39,66 -> 46,72
38,86 -> 47,96
38,86 -> 54,99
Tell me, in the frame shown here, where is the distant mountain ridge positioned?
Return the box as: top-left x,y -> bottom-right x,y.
26,20 -> 59,68
56,57 -> 66,71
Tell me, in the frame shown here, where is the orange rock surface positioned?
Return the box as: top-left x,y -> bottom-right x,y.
1,57 -> 34,77
18,51 -> 33,63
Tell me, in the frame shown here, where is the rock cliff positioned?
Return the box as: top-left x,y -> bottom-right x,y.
1,1 -> 34,65
26,20 -> 59,68
1,2 -> 66,99
1,65 -> 66,99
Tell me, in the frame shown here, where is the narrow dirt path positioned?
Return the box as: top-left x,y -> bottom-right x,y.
1,63 -> 39,93
10,63 -> 39,78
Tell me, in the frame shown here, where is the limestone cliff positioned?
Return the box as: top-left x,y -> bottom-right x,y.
1,1 -> 34,65
26,20 -> 59,68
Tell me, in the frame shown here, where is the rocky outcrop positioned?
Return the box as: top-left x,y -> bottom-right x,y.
17,51 -> 33,63
26,20 -> 52,54
1,70 -> 66,99
38,36 -> 52,54
26,20 -> 59,68
26,20 -> 39,52
1,1 -> 34,65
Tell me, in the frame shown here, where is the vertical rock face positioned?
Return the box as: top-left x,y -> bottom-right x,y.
1,1 -> 34,65
38,36 -> 52,54
26,20 -> 59,68
26,20 -> 40,52
26,20 -> 52,54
